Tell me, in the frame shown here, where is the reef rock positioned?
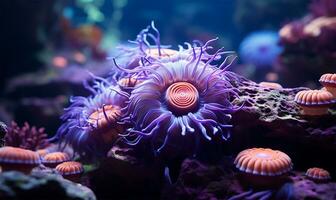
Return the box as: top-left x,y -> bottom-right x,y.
0,171 -> 96,200
88,144 -> 164,200
276,172 -> 336,200
162,158 -> 243,200
163,159 -> 336,200
229,73 -> 336,170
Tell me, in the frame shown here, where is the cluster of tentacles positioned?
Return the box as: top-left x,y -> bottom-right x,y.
55,22 -> 242,160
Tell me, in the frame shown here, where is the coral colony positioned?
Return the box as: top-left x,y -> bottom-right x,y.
53,22 -> 242,159
4,122 -> 49,151
1,20 -> 336,200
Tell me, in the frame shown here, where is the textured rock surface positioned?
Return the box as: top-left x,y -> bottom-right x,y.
0,121 -> 7,146
231,76 -> 305,122
163,159 -> 336,200
0,171 -> 96,200
276,172 -> 336,200
162,158 -> 242,200
229,74 -> 336,170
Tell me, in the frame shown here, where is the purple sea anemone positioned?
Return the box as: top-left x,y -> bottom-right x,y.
117,40 -> 241,154
54,76 -> 128,160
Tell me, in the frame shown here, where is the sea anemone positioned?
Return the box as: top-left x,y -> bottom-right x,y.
239,31 -> 283,68
319,73 -> 336,96
4,122 -> 49,151
0,146 -> 41,174
294,89 -> 336,116
56,161 -> 84,182
54,76 -> 128,160
118,40 -> 241,154
42,152 -> 70,168
305,167 -> 331,182
234,148 -> 292,188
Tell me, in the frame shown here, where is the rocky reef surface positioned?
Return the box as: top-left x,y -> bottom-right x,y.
86,72 -> 336,200
0,171 -> 96,200
230,74 -> 336,171
162,159 -> 336,200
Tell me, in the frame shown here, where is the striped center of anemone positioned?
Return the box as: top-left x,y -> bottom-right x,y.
87,105 -> 121,128
165,82 -> 199,115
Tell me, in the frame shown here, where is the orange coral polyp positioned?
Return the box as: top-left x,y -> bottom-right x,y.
56,161 -> 84,176
294,90 -> 335,116
56,161 -> 84,182
87,105 -> 121,129
234,148 -> 292,176
42,152 -> 70,168
320,73 -> 336,97
0,147 -> 41,174
306,167 -> 331,181
165,82 -> 199,115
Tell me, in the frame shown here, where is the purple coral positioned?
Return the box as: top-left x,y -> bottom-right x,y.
118,39 -> 241,153
53,76 -> 128,160
4,121 -> 49,151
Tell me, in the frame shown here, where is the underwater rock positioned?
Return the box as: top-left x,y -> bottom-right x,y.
276,172 -> 336,200
163,159 -> 336,200
277,0 -> 336,88
230,73 -> 304,122
0,171 -> 96,200
162,158 -> 247,200
88,144 -> 163,200
229,74 -> 336,170
0,121 -> 7,146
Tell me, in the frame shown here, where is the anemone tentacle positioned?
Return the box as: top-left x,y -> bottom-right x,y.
54,77 -> 128,160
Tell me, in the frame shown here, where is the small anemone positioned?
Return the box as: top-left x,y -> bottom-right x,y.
53,76 -> 128,160
117,39 -> 241,154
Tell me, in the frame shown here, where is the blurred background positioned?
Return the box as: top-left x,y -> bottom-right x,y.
1,0 -> 335,136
